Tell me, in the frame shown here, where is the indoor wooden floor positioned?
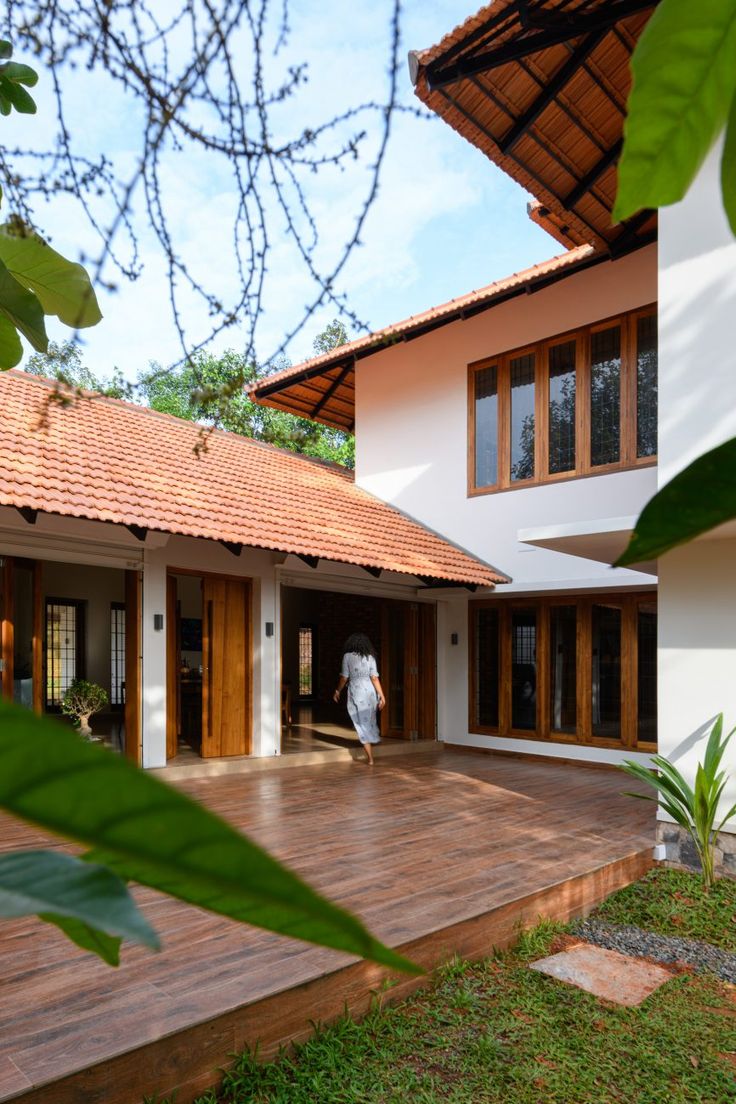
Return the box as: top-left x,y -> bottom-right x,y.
0,748 -> 654,1104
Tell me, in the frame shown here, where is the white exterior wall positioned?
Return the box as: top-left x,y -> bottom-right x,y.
353,246 -> 658,763
658,142 -> 736,826
356,245 -> 658,590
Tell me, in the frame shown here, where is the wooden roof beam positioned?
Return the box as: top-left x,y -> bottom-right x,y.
563,138 -> 622,209
425,0 -> 656,88
498,30 -> 607,154
311,362 -> 354,419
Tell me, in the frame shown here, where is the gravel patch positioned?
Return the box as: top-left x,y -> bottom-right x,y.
572,919 -> 736,985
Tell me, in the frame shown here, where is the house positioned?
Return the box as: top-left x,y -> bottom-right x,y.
251,0 -> 736,871
2,0 -> 735,872
0,370 -> 500,766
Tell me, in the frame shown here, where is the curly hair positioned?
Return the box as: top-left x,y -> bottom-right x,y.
343,632 -> 376,659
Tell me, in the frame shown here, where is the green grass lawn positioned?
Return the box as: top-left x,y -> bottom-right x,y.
182,922 -> 736,1104
592,868 -> 736,952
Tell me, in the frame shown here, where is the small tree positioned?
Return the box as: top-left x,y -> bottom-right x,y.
61,679 -> 108,739
621,714 -> 736,888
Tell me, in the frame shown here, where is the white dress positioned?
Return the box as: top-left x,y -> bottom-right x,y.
340,652 -> 381,745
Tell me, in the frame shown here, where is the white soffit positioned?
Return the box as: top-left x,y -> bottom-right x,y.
517,516 -> 657,578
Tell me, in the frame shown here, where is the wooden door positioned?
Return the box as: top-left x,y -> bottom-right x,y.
417,603 -> 437,740
124,569 -> 142,764
380,600 -> 436,741
165,573 -> 179,760
201,576 -> 251,757
0,557 -> 13,701
0,557 -> 43,710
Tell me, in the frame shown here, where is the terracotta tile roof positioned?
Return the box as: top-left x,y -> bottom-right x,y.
408,0 -> 657,253
251,244 -> 597,429
0,371 -> 505,587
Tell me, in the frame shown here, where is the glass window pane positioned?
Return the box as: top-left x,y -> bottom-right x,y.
637,314 -> 658,458
46,600 -> 81,708
110,604 -> 126,707
547,340 -> 573,470
637,601 -> 657,744
590,326 -> 621,467
298,625 -> 314,697
548,340 -> 576,474
475,608 -> 499,728
550,605 -> 576,733
592,604 -> 621,739
474,365 -> 498,488
511,608 -> 536,730
510,354 -> 535,482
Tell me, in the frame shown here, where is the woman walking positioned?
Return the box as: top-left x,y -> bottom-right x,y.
333,632 -> 386,765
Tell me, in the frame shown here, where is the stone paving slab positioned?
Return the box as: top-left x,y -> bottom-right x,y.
531,942 -> 672,1006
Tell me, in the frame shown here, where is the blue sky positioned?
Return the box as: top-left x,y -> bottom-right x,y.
8,2 -> 557,379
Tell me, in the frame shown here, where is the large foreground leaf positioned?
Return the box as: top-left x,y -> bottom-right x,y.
0,849 -> 159,965
0,255 -> 47,352
0,312 -> 22,368
0,702 -> 420,974
617,437 -> 736,564
614,0 -> 736,223
0,223 -> 102,328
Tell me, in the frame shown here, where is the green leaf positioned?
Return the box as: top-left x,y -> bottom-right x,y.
39,915 -> 122,966
0,41 -> 12,60
0,312 -> 23,368
0,849 -> 159,961
614,0 -> 736,223
0,61 -> 39,87
0,224 -> 102,329
616,437 -> 736,565
0,701 -> 421,975
0,255 -> 48,352
722,93 -> 736,234
1,80 -> 36,115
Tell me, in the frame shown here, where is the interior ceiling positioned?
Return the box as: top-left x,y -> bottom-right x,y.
410,0 -> 659,253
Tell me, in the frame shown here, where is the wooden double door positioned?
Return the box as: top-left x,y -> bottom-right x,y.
380,600 -> 436,741
167,572 -> 252,760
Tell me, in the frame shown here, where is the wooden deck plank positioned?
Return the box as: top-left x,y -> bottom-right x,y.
0,748 -> 653,1103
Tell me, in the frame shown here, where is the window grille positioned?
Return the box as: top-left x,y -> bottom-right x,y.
298,625 -> 315,697
46,599 -> 84,708
111,603 -> 126,707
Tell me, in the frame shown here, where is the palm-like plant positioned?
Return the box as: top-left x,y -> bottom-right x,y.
621,714 -> 736,889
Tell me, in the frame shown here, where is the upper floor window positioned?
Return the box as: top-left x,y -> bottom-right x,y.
469,306 -> 657,494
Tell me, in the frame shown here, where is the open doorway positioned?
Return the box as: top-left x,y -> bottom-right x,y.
166,570 -> 252,760
280,585 -> 436,753
0,556 -> 140,759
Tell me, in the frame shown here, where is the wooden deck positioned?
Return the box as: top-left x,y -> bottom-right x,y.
0,748 -> 654,1104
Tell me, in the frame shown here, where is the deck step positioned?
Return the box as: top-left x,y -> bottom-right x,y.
151,737 -> 436,782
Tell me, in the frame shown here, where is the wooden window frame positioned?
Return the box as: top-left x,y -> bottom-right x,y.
468,592 -> 657,752
468,305 -> 657,496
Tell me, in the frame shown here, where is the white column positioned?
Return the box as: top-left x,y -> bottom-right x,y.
141,557 -> 167,768
253,573 -> 281,757
436,596 -> 468,744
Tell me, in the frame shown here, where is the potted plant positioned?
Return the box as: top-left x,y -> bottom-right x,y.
61,679 -> 109,741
